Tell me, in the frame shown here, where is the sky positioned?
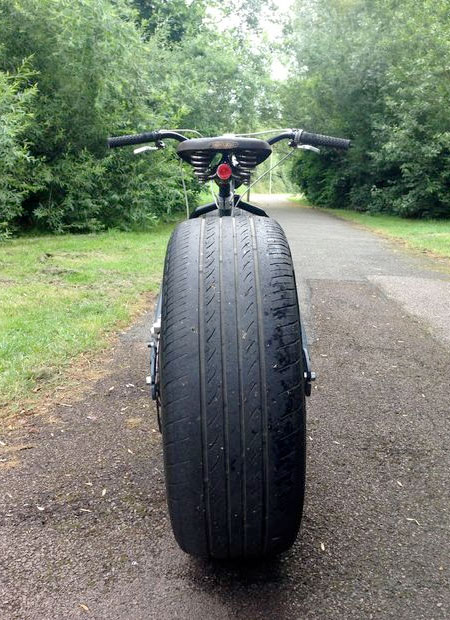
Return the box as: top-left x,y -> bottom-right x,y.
207,0 -> 294,80
265,0 -> 294,80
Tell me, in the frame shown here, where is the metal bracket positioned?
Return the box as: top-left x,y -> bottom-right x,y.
233,196 -> 268,217
302,345 -> 316,397
151,318 -> 161,338
148,340 -> 161,431
189,202 -> 217,219
289,129 -> 304,148
301,320 -> 316,397
148,294 -> 162,431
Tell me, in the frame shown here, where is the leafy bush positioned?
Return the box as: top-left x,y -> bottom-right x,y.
0,0 -> 169,233
285,0 -> 450,219
0,0 -> 275,235
0,65 -> 41,237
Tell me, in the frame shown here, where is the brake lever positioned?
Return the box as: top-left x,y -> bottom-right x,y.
133,140 -> 166,155
298,144 -> 321,154
133,146 -> 158,155
288,135 -> 320,154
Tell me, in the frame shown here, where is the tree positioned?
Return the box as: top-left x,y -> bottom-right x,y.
0,0 -> 279,234
131,0 -> 206,41
284,0 -> 450,218
0,64 -> 40,237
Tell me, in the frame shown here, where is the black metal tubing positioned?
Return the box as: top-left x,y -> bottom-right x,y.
109,128 -> 350,151
234,197 -> 268,217
217,183 -> 232,216
189,202 -> 217,219
267,132 -> 294,145
300,320 -> 315,397
107,130 -> 187,148
156,131 -> 187,143
189,198 -> 268,219
268,130 -> 351,150
153,293 -> 162,323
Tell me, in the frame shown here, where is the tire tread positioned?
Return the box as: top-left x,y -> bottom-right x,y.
160,215 -> 305,559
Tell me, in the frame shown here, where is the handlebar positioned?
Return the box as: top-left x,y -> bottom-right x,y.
299,131 -> 351,150
107,130 -> 187,148
107,128 -> 350,150
267,129 -> 351,150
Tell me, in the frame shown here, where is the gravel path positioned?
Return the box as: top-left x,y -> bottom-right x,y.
1,197 -> 449,619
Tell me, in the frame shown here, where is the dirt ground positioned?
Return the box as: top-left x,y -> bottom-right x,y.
1,198 -> 449,619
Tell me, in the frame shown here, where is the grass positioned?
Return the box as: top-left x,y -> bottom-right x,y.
289,194 -> 310,207
4,193 -> 448,419
0,223 -> 177,416
289,196 -> 450,258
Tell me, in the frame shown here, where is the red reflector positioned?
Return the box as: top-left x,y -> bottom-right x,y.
217,163 -> 232,180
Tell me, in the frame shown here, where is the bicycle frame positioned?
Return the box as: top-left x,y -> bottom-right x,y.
108,127 -> 350,415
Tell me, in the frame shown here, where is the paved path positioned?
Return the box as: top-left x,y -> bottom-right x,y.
1,198 -> 449,619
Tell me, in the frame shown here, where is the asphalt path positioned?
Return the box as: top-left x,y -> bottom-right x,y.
1,197 -> 449,619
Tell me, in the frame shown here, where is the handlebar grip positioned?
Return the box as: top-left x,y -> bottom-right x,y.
107,131 -> 159,148
299,131 -> 350,150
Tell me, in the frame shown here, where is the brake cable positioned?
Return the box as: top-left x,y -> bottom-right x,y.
234,149 -> 296,208
165,128 -> 204,137
234,128 -> 292,137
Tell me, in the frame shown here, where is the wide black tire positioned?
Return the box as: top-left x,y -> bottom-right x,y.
159,215 -> 306,559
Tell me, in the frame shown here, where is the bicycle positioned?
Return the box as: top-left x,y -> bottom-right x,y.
108,128 -> 350,559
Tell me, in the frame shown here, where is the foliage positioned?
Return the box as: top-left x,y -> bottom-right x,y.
284,0 -> 450,219
150,30 -> 277,136
0,0 -> 275,235
0,64 -> 40,238
2,0 -> 448,233
131,0 -> 206,41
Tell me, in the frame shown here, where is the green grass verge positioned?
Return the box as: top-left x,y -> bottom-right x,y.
0,223 -> 177,414
288,195 -> 310,207
289,196 -> 450,258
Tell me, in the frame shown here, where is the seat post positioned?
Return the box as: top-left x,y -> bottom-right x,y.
218,182 -> 233,216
